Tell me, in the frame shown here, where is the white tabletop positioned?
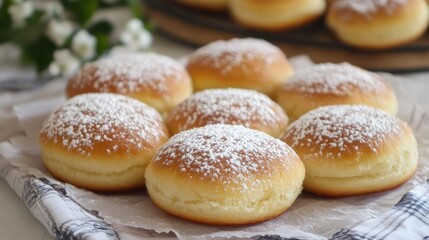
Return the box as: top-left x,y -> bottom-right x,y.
0,32 -> 428,240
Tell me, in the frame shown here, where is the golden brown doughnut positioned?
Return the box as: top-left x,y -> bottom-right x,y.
66,53 -> 193,116
229,0 -> 327,31
145,124 -> 305,225
281,105 -> 418,197
39,93 -> 169,191
186,38 -> 294,98
276,62 -> 398,122
166,88 -> 288,137
327,0 -> 429,49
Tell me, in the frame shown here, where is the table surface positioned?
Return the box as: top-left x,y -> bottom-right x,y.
1,32 -> 428,240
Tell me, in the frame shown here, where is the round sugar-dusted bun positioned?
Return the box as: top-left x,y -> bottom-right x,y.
66,53 -> 193,116
281,105 -> 418,197
166,88 -> 288,137
186,38 -> 294,98
39,93 -> 169,191
145,124 -> 305,225
276,63 -> 398,122
177,0 -> 228,10
229,0 -> 326,31
327,0 -> 429,49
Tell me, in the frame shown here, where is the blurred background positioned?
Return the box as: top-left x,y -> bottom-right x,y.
1,0 -> 429,91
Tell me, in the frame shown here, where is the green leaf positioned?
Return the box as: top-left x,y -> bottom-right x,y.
88,20 -> 113,35
25,9 -> 44,24
61,0 -> 98,25
21,36 -> 56,73
0,28 -> 11,44
6,20 -> 47,46
0,6 -> 46,43
98,0 -> 126,9
94,33 -> 110,58
126,0 -> 143,18
0,0 -> 13,28
144,20 -> 154,32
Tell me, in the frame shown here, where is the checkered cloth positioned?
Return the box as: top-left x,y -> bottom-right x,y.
331,181 -> 429,240
0,159 -> 120,240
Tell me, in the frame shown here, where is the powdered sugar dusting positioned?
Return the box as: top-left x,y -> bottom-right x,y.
40,93 -> 167,156
187,38 -> 282,75
73,53 -> 187,94
154,124 -> 295,192
283,63 -> 388,96
167,88 -> 287,132
283,105 -> 406,159
333,0 -> 407,17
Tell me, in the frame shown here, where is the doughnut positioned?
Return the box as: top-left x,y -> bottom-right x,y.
166,88 -> 288,137
281,105 -> 418,197
39,93 -> 169,191
66,53 -> 193,116
186,38 -> 294,98
177,0 -> 228,10
145,124 -> 305,225
229,0 -> 327,31
276,62 -> 398,122
327,0 -> 429,50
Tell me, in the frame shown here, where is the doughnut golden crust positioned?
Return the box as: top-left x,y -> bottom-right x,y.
276,63 -> 398,122
281,105 -> 418,197
39,93 -> 169,191
66,53 -> 193,116
229,0 -> 326,31
166,88 -> 288,137
186,38 -> 294,98
145,124 -> 305,225
327,0 -> 429,50
177,0 -> 228,10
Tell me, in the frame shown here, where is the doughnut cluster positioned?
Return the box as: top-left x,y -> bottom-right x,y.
39,38 -> 418,226
175,0 -> 429,50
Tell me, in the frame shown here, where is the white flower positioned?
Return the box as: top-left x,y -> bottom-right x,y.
8,1 -> 33,27
42,1 -> 64,18
48,49 -> 80,76
120,18 -> 152,51
32,1 -> 64,18
46,19 -> 74,46
72,30 -> 96,60
126,18 -> 144,32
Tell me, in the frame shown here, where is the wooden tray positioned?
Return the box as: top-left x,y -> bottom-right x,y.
144,0 -> 429,73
